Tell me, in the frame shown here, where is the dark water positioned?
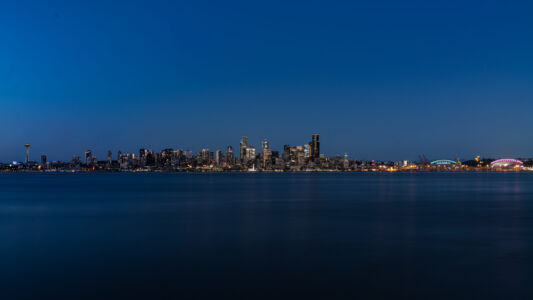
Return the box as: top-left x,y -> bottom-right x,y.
1,172 -> 533,299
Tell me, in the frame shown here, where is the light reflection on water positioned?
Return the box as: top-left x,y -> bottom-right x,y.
0,172 -> 532,298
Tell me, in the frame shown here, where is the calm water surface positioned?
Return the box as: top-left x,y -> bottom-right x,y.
1,172 -> 532,299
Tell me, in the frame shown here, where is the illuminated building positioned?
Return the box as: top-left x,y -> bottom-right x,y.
311,134 -> 320,160
226,146 -> 234,166
85,150 -> 93,165
245,147 -> 255,162
262,139 -> 271,168
139,149 -> 148,166
240,136 -> 248,161
343,153 -> 349,169
282,145 -> 290,162
200,149 -> 210,165
215,150 -> 222,166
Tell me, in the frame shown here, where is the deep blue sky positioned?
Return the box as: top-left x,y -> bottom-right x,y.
1,0 -> 532,162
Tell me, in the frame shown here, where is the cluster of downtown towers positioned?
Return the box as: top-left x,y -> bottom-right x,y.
26,134 -> 344,172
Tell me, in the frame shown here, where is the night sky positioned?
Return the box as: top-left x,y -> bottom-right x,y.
1,0 -> 532,162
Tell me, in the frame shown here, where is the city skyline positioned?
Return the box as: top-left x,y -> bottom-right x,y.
4,133 -> 531,166
3,133 -> 533,164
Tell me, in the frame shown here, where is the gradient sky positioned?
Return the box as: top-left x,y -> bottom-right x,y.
1,0 -> 532,162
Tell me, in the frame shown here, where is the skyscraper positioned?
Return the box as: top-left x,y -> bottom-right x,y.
24,144 -> 30,164
226,146 -> 234,166
245,147 -> 255,162
311,134 -> 320,160
85,150 -> 93,165
282,144 -> 291,162
240,136 -> 248,162
215,150 -> 222,166
107,150 -> 113,165
344,153 -> 349,169
200,149 -> 210,165
41,155 -> 47,165
262,139 -> 271,167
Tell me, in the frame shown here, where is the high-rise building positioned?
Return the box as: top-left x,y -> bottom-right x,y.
282,145 -> 291,162
262,139 -> 271,168
311,134 -> 320,160
24,144 -> 30,164
343,153 -> 349,169
200,149 -> 210,165
85,150 -> 93,165
41,155 -> 47,165
226,146 -> 234,166
161,149 -> 174,167
139,149 -> 148,166
240,136 -> 248,161
215,150 -> 222,166
146,150 -> 155,166
107,150 -> 113,165
245,147 -> 255,162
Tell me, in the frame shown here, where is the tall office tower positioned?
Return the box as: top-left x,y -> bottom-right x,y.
200,149 -> 210,165
107,150 -> 113,165
311,134 -> 320,160
226,146 -> 234,165
85,150 -> 93,165
304,144 -> 310,158
139,149 -> 149,166
262,139 -> 271,167
24,144 -> 30,164
282,145 -> 291,162
344,153 -> 349,169
146,150 -> 155,166
215,150 -> 222,166
240,136 -> 248,161
245,146 -> 256,162
161,149 -> 174,167
295,145 -> 305,166
41,155 -> 47,165
262,139 -> 269,152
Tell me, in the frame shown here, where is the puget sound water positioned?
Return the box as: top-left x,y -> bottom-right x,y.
1,172 -> 532,299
